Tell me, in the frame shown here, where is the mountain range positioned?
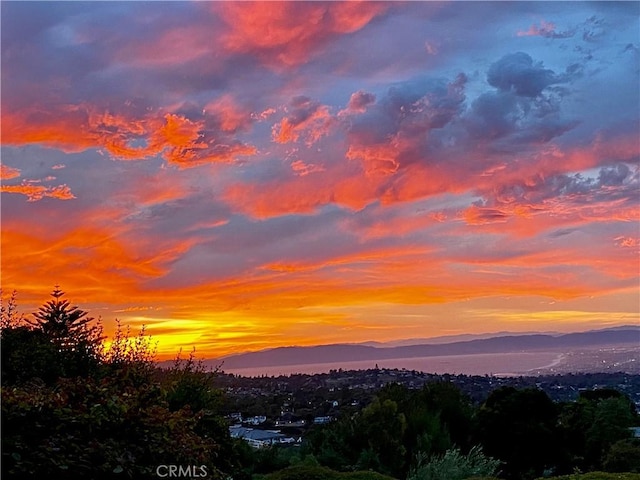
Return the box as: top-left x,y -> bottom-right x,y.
206,325 -> 640,370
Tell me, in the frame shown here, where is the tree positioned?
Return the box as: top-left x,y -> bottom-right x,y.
0,289 -> 25,329
28,286 -> 101,348
26,286 -> 103,377
559,389 -> 638,472
473,387 -> 560,479
585,396 -> 636,468
1,326 -> 62,384
603,438 -> 640,473
356,398 -> 408,477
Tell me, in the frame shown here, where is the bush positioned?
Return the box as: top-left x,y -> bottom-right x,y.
264,464 -> 397,480
407,446 -> 500,480
1,376 -> 227,479
602,439 -> 640,473
534,473 -> 640,480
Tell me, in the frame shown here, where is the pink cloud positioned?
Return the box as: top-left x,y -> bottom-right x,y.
114,25 -> 213,67
291,160 -> 325,177
272,97 -> 336,145
615,236 -> 639,248
517,20 -> 574,39
204,95 -> 254,133
341,91 -> 376,115
216,1 -> 388,68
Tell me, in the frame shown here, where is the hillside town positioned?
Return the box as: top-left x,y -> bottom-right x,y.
215,368 -> 640,449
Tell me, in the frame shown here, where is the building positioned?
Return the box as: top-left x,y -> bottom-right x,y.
245,415 -> 267,425
229,425 -> 298,448
313,416 -> 334,425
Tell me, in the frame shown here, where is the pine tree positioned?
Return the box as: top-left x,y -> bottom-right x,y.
27,286 -> 103,373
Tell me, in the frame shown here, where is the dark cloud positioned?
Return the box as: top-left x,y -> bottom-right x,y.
466,53 -> 581,147
487,52 -> 565,97
483,163 -> 638,210
346,74 -> 467,172
467,92 -> 520,140
598,163 -> 631,186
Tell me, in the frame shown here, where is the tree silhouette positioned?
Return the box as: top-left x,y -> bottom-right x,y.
28,286 -> 98,347
26,286 -> 103,376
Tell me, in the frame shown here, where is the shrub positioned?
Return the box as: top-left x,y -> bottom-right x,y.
1,376 -> 227,479
407,446 -> 500,480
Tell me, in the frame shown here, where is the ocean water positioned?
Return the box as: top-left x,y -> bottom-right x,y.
221,351 -> 563,377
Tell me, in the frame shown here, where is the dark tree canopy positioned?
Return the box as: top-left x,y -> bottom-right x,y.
28,286 -> 99,349
20,286 -> 104,379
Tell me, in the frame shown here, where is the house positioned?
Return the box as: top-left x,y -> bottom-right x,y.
275,412 -> 306,428
313,416 -> 334,425
230,425 -> 288,448
245,415 -> 267,425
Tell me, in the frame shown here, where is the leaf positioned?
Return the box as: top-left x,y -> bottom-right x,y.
113,466 -> 124,474
11,452 -> 21,461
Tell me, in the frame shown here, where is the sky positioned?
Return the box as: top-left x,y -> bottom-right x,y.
1,1 -> 639,360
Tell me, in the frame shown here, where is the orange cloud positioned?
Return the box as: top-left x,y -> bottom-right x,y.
225,162 -> 384,217
217,1 -> 388,67
2,106 -> 257,167
346,145 -> 395,176
205,95 -> 253,133
1,182 -> 75,201
4,213 -> 632,360
272,100 -> 335,145
0,164 -> 21,180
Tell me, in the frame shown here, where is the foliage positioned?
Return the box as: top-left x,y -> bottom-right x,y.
0,287 -> 240,479
27,286 -> 104,354
1,326 -> 64,384
101,319 -> 158,387
559,389 -> 637,473
263,464 -> 397,480
473,386 -> 561,479
20,286 -> 105,378
602,439 -> 640,473
306,382 -> 473,478
534,473 -> 640,480
1,375 -> 227,479
164,348 -> 222,413
0,289 -> 25,329
407,446 -> 500,480
103,318 -> 157,366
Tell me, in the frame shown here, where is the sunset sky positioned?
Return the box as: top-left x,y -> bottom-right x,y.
1,1 -> 639,360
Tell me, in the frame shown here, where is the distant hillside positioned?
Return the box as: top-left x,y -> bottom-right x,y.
355,330 -> 561,347
211,327 -> 640,370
